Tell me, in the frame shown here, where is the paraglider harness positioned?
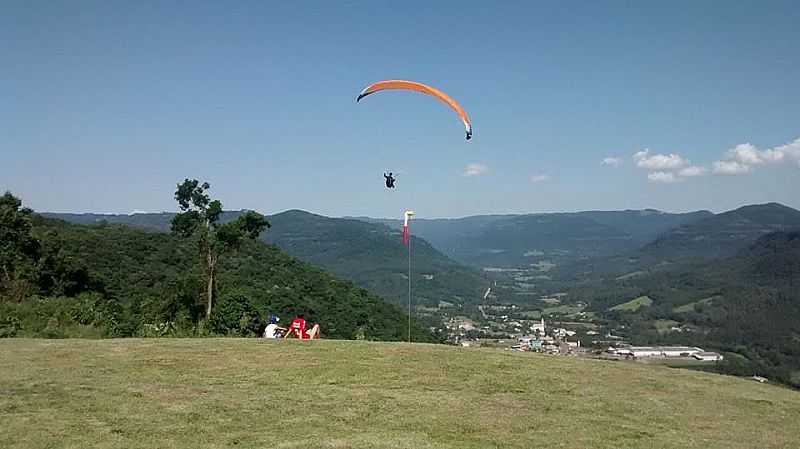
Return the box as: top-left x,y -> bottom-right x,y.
384,172 -> 396,189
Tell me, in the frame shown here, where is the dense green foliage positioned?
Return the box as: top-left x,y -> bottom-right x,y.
169,178 -> 270,318
45,209 -> 490,309
1,193 -> 435,342
0,193 -> 93,305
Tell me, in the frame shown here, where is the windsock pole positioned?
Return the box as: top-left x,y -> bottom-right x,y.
403,210 -> 415,343
408,231 -> 411,343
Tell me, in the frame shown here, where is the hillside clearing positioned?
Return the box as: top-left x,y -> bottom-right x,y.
610,295 -> 653,311
673,296 -> 720,313
654,319 -> 680,334
519,310 -> 542,319
542,304 -> 585,316
615,270 -> 646,281
2,339 -> 799,449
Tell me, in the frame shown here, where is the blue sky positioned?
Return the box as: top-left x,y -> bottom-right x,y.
2,1 -> 799,218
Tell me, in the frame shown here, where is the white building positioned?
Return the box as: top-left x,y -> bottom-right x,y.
458,320 -> 476,332
692,352 -> 723,361
531,318 -> 545,335
617,346 -> 703,358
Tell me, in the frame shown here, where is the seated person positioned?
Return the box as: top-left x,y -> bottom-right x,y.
284,314 -> 321,340
306,322 -> 321,339
263,314 -> 286,339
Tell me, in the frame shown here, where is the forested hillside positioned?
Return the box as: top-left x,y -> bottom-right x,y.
577,231 -> 800,387
263,210 -> 487,307
1,193 -> 435,342
642,203 -> 800,261
358,209 -> 712,268
45,210 -> 490,308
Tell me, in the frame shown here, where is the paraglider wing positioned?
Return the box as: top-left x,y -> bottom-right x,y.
357,80 -> 472,140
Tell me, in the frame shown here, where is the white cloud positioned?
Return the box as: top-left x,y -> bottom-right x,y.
529,174 -> 550,183
762,149 -> 783,163
711,139 -> 799,176
678,166 -> 707,177
726,143 -> 762,165
602,157 -> 622,167
632,149 -> 649,162
726,143 -> 784,165
463,163 -> 488,177
774,137 -> 800,167
712,160 -> 751,175
647,172 -> 678,183
632,149 -> 688,170
628,136 -> 800,182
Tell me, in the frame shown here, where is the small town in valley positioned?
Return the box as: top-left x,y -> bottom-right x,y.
440,299 -> 723,365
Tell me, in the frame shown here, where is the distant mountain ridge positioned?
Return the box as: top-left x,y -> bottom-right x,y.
40,211 -> 174,232
353,209 -> 714,267
641,203 -> 800,261
263,210 -> 488,307
43,203 -> 800,303
43,209 -> 489,308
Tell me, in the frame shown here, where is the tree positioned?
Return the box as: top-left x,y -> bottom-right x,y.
0,192 -> 40,301
170,179 -> 270,319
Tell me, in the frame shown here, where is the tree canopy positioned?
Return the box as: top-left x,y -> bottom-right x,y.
0,191 -> 436,342
170,179 -> 270,319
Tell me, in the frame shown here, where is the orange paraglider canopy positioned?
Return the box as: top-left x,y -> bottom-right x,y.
357,80 -> 472,140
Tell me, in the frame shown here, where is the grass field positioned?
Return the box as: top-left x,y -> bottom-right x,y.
2,339 -> 799,449
673,296 -> 720,313
519,310 -> 542,319
542,304 -> 585,315
610,295 -> 653,311
654,319 -> 680,334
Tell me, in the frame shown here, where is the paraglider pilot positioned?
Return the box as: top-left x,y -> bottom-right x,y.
384,172 -> 396,189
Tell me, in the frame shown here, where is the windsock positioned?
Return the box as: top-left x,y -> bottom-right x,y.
402,210 -> 415,246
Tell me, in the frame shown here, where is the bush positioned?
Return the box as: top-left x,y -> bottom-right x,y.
210,290 -> 259,336
42,316 -> 64,339
0,312 -> 21,338
138,321 -> 177,337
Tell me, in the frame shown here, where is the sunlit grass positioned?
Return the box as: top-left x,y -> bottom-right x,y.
610,295 -> 653,311
2,338 -> 799,449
